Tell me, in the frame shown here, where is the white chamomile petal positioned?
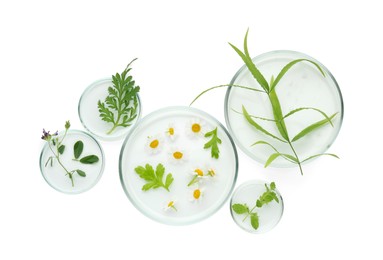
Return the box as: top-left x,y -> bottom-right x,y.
168,147 -> 187,164
190,186 -> 204,203
165,123 -> 177,141
145,135 -> 163,155
186,118 -> 206,138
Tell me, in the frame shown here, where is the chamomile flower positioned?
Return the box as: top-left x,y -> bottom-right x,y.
207,167 -> 216,178
165,123 -> 177,141
145,135 -> 163,155
168,147 -> 187,164
187,167 -> 207,186
163,200 -> 177,212
186,118 -> 206,138
190,185 -> 204,203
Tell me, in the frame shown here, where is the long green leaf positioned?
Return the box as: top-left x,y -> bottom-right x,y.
265,153 -> 280,167
284,107 -> 334,127
292,113 -> 337,142
229,43 -> 269,92
242,106 -> 287,143
301,153 -> 339,163
270,59 -> 325,92
268,90 -> 289,141
231,108 -> 276,122
251,140 -> 298,164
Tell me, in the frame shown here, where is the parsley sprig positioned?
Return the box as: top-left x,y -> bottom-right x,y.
98,59 -> 140,135
134,163 -> 174,192
204,127 -> 222,159
232,182 -> 279,230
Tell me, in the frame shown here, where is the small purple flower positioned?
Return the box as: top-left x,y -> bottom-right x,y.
41,129 -> 58,140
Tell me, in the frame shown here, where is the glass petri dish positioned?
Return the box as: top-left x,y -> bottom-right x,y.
119,106 -> 238,225
39,130 -> 105,194
78,78 -> 142,141
225,50 -> 343,168
230,180 -> 284,234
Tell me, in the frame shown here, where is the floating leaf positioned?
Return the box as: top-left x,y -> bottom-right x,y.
270,59 -> 325,92
204,127 -> 222,159
284,107 -> 334,127
80,155 -> 99,164
242,106 -> 286,143
58,145 -> 65,155
265,153 -> 281,168
301,153 -> 339,163
232,204 -> 249,214
268,90 -> 289,141
134,163 -> 173,192
73,141 -> 84,159
292,113 -> 337,142
250,213 -> 259,230
75,169 -> 86,177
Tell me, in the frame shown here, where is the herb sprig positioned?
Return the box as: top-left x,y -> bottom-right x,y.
190,30 -> 339,174
204,127 -> 222,159
232,182 -> 279,230
42,121 -> 99,187
98,59 -> 140,135
134,163 -> 174,192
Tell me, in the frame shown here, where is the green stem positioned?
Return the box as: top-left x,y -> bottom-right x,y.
48,140 -> 74,187
187,175 -> 199,187
287,141 -> 303,175
243,204 -> 258,222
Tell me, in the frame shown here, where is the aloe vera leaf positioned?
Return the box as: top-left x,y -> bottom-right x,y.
242,106 -> 287,143
284,107 -> 335,127
268,89 -> 289,141
301,153 -> 339,163
229,43 -> 269,92
270,59 -> 325,92
292,113 -> 338,142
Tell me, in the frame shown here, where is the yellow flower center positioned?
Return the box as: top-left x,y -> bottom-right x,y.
208,169 -> 216,177
167,201 -> 174,207
194,168 -> 204,176
149,139 -> 159,148
192,123 -> 201,133
193,189 -> 201,199
173,151 -> 183,159
168,127 -> 174,135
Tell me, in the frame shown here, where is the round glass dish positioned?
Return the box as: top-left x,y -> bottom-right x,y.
225,50 -> 343,168
119,106 -> 238,225
230,180 -> 284,234
78,78 -> 142,141
39,130 -> 105,194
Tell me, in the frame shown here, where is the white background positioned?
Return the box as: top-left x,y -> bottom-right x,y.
1,0 -> 382,259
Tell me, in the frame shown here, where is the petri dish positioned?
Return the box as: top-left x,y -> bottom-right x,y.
78,78 -> 142,141
230,180 -> 284,234
40,130 -> 105,194
225,50 -> 343,168
119,106 -> 238,225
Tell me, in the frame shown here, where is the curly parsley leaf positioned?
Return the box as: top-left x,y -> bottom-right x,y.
98,59 -> 140,135
134,163 -> 173,192
204,127 -> 222,159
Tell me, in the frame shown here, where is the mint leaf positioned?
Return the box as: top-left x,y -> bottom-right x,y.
250,213 -> 259,230
232,204 -> 249,214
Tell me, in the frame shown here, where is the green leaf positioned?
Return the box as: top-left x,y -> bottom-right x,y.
250,213 -> 259,230
204,127 -> 222,159
270,182 -> 276,190
242,106 -> 287,143
58,145 -> 65,155
251,140 -> 298,164
265,153 -> 281,168
73,140 -> 84,159
292,113 -> 338,142
283,107 -> 334,127
232,204 -> 249,214
270,59 -> 325,92
75,169 -> 86,177
98,59 -> 140,135
134,163 -> 173,192
301,153 -> 339,163
268,89 -> 289,141
79,155 -> 99,164
229,32 -> 269,92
